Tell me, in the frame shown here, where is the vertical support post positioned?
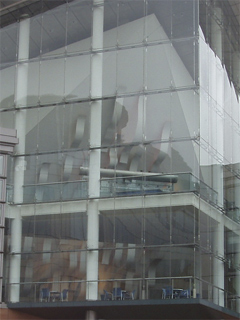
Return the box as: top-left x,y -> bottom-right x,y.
86,310 -> 97,320
9,15 -> 30,303
213,216 -> 224,307
0,155 -> 7,304
86,0 -> 104,301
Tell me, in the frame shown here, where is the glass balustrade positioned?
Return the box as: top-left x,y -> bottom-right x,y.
7,172 -> 218,206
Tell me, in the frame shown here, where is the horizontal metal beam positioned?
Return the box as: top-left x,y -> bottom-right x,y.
79,167 -> 178,183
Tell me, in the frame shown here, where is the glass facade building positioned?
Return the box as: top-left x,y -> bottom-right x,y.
0,0 -> 240,318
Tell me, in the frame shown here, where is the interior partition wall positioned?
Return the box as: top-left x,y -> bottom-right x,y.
0,0 -> 240,313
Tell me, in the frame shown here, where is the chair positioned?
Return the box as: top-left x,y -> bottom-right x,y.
40,288 -> 50,302
112,287 -> 123,300
103,289 -> 112,301
61,289 -> 68,301
123,289 -> 135,300
162,286 -> 173,299
179,289 -> 190,298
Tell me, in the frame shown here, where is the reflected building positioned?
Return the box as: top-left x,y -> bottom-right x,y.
0,0 -> 240,319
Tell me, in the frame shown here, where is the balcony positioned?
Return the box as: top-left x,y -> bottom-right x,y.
7,172 -> 218,206
6,276 -> 240,319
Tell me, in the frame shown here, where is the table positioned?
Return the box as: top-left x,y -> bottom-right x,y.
50,291 -> 61,302
112,288 -> 126,300
173,288 -> 183,298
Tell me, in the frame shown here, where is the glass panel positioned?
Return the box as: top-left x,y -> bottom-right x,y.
99,247 -> 143,300
172,0 -> 197,39
0,204 -> 4,227
171,90 -> 199,140
146,141 -> 171,174
65,55 -> 90,102
100,209 -> 143,245
25,108 -> 39,154
0,229 -> 3,252
171,207 -> 196,245
27,60 -> 40,107
23,151 -> 89,203
145,93 -> 171,143
36,106 -> 63,153
225,229 -> 240,307
24,102 -> 91,154
0,179 -> 6,202
102,51 -> 117,97
113,95 -> 145,144
39,58 -> 65,105
0,110 -> 15,129
0,22 -> 18,65
103,2 -> 118,49
99,213 -> 114,244
41,4 -> 67,56
66,1 -> 92,54
20,251 -> 86,302
22,213 -> 87,243
117,47 -> 144,94
20,212 -> 87,302
101,144 -> 147,174
0,155 -> 4,176
29,15 -> 42,59
144,207 -> 170,246
145,247 -> 171,299
172,38 -> 198,85
0,63 -> 16,110
170,140 -> 199,177
118,0 -> 145,47
146,0 -> 171,42
146,44 -> 172,91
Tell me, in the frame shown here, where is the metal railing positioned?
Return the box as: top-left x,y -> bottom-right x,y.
5,276 -> 235,312
7,172 -> 218,206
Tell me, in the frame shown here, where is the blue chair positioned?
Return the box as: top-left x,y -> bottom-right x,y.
61,289 -> 68,301
162,286 -> 173,299
123,289 -> 135,300
103,289 -> 112,301
179,289 -> 190,298
40,288 -> 50,302
112,287 -> 123,300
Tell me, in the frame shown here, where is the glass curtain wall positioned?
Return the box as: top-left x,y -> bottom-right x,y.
4,0 -> 237,306
199,0 -> 240,311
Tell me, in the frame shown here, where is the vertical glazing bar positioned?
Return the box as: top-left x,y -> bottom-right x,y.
86,0 -> 104,301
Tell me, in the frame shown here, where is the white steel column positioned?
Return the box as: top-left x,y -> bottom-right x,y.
234,177 -> 240,312
233,52 -> 240,89
212,164 -> 224,208
234,243 -> 240,313
9,15 -> 30,302
213,216 -> 224,307
211,5 -> 223,61
86,0 -> 104,301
